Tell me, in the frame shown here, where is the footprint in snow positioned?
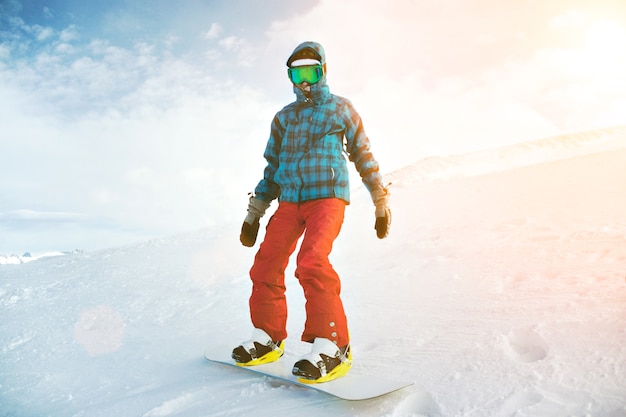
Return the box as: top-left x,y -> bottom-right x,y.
504,327 -> 548,363
393,389 -> 442,417
497,390 -> 544,416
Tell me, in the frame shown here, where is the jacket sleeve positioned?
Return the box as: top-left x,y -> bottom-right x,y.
342,101 -> 384,192
253,115 -> 283,202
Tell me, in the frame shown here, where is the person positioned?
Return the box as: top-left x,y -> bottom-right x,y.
232,41 -> 391,383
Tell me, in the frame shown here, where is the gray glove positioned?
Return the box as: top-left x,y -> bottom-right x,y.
240,196 -> 270,247
371,187 -> 391,239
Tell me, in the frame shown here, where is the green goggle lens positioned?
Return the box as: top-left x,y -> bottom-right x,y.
287,65 -> 323,85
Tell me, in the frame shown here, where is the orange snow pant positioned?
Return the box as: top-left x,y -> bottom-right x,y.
249,198 -> 349,347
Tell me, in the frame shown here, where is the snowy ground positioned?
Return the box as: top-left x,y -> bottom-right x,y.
2,127 -> 625,417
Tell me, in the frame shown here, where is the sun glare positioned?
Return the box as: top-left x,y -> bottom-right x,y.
585,20 -> 626,59
579,20 -> 626,81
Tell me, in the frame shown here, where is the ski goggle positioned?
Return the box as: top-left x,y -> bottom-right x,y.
287,65 -> 324,85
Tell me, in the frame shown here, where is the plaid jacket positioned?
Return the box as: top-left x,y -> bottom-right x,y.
254,63 -> 383,204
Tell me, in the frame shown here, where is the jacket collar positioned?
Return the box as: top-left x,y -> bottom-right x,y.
293,80 -> 331,105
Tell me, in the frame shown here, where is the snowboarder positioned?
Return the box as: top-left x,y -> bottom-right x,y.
233,41 -> 391,383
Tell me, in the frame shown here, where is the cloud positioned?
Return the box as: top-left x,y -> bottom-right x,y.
0,209 -> 86,221
43,6 -> 54,19
59,25 -> 78,42
203,22 -> 223,40
0,44 -> 9,59
2,0 -> 625,253
259,0 -> 559,167
0,210 -> 89,232
262,0 -> 626,159
33,25 -> 54,41
550,9 -> 589,30
0,13 -> 278,252
0,0 -> 21,15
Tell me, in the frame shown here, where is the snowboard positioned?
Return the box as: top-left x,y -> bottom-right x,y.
203,342 -> 413,401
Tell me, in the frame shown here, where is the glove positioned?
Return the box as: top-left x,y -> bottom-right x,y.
240,196 -> 271,247
371,187 -> 391,239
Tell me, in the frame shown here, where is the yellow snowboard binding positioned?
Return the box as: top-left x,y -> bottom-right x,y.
292,338 -> 352,384
232,328 -> 284,366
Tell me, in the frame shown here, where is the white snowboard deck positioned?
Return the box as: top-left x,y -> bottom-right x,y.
204,342 -> 413,401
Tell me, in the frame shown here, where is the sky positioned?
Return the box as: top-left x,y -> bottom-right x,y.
1,0 -> 626,254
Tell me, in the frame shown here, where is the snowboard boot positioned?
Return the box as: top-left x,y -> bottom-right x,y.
292,337 -> 352,383
231,328 -> 284,366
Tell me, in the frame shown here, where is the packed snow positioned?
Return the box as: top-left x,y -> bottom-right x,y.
1,126 -> 625,417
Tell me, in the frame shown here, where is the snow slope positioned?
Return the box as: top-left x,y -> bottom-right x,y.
1,127 -> 625,417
